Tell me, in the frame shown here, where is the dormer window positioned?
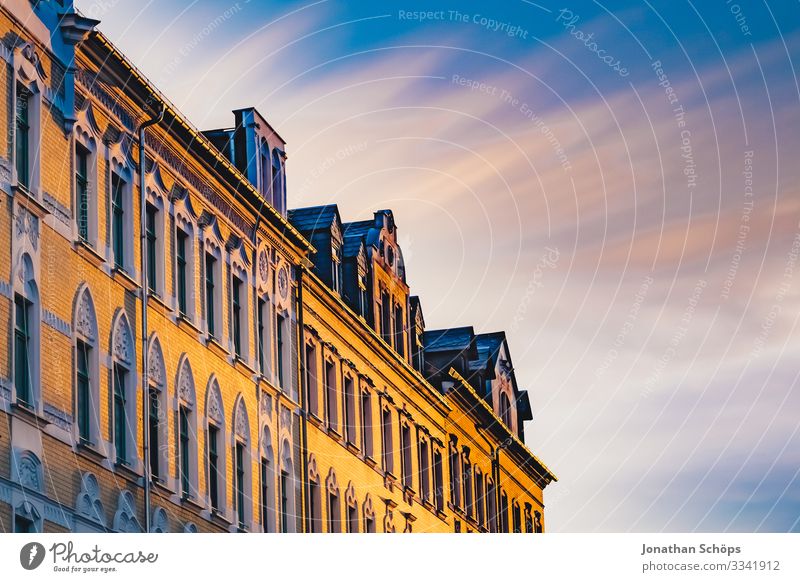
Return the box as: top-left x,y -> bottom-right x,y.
331,245 -> 342,294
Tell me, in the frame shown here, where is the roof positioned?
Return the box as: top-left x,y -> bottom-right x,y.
287,205 -> 340,236
342,219 -> 374,258
423,326 -> 475,352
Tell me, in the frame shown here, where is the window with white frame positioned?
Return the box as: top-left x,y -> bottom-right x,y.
308,455 -> 321,533
260,426 -> 275,532
419,437 -> 431,504
204,249 -> 222,339
360,388 -> 373,458
14,254 -> 39,411
326,468 -> 341,533
280,439 -> 296,532
144,196 -> 165,297
343,373 -> 356,445
433,447 -> 444,512
400,422 -> 413,490
345,482 -> 358,533
111,311 -> 136,465
205,378 -> 226,514
363,494 -> 376,533
232,396 -> 252,530
176,356 -> 198,499
147,336 -> 168,482
275,311 -> 288,388
257,297 -> 271,375
14,81 -> 40,193
381,406 -> 394,475
110,170 -> 133,272
324,358 -> 337,431
73,285 -> 99,445
305,341 -> 319,417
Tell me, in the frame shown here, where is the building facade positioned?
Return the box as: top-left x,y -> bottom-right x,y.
0,0 -> 554,534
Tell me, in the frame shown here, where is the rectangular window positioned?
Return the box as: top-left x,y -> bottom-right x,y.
232,275 -> 243,357
260,458 -> 270,531
419,440 -> 430,503
276,313 -> 285,387
513,502 -> 521,533
401,424 -> 413,489
113,364 -> 127,463
347,504 -> 358,533
331,257 -> 340,294
381,407 -> 394,474
365,515 -> 375,533
309,479 -> 321,533
280,470 -> 289,533
148,387 -> 160,479
179,405 -> 190,497
476,472 -> 485,528
14,514 -> 34,533
433,449 -> 444,512
500,491 -> 509,533
449,446 -> 461,508
257,298 -> 266,373
76,143 -> 90,241
176,229 -> 188,315
145,203 -> 158,292
208,425 -> 220,511
235,441 -> 245,528
111,174 -> 125,269
464,461 -> 473,518
15,84 -> 30,189
205,253 -> 216,337
361,390 -> 373,458
394,304 -> 405,357
343,375 -> 356,445
14,294 -> 32,407
305,343 -> 318,416
325,360 -> 337,431
358,277 -> 368,319
76,339 -> 91,441
327,491 -> 340,532
380,291 -> 392,345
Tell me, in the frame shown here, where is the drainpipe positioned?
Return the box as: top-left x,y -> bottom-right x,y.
138,104 -> 164,533
296,266 -> 310,533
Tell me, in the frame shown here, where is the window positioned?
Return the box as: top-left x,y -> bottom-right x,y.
208,425 -> 221,511
464,459 -> 473,518
235,442 -> 246,528
232,275 -> 243,357
111,173 -> 126,270
204,252 -> 218,337
433,449 -> 444,512
148,386 -> 161,479
305,343 -> 319,416
75,143 -> 90,241
179,405 -> 191,496
76,339 -> 91,441
346,485 -> 358,533
360,390 -> 373,458
326,472 -> 340,533
145,203 -> 158,292
487,480 -> 497,532
534,511 -> 543,533
14,294 -> 32,407
380,291 -> 392,345
393,304 -> 405,357
276,313 -> 285,388
280,470 -> 290,532
343,375 -> 356,445
525,505 -> 534,533
358,276 -> 368,320
14,513 -> 35,533
412,331 -> 424,372
419,440 -> 430,503
500,392 -> 513,430
260,457 -> 271,531
15,84 -> 31,189
257,298 -> 267,373
331,246 -> 342,294
113,364 -> 128,463
325,360 -> 337,431
381,407 -> 394,474
449,444 -> 461,508
401,423 -> 413,489
476,471 -> 485,528
363,495 -> 376,533
500,490 -> 509,532
309,476 -> 321,533
175,228 -> 191,317
271,149 -> 285,215
512,501 -> 522,533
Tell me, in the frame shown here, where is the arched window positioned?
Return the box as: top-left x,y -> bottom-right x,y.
205,376 -> 226,515
499,392 -> 513,430
345,482 -> 358,533
176,356 -> 198,499
151,506 -> 169,533
362,493 -> 376,533
112,490 -> 141,532
73,102 -> 101,248
280,438 -> 296,532
307,454 -> 321,533
232,395 -> 252,530
326,468 -> 340,532
75,472 -> 105,531
534,510 -> 543,533
147,335 -> 168,481
73,284 -> 99,445
260,426 -> 275,532
110,310 -> 136,465
13,254 -> 40,411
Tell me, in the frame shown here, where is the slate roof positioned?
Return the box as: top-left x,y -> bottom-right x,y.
287,205 -> 339,236
423,326 -> 475,352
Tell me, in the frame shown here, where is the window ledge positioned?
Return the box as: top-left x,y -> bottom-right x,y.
151,477 -> 174,496
76,440 -> 106,463
113,460 -> 141,482
11,401 -> 44,426
112,267 -> 140,292
234,355 -> 256,376
344,441 -> 360,455
363,455 -> 377,469
205,336 -> 229,359
180,494 -> 205,511
147,292 -> 171,315
74,239 -> 105,267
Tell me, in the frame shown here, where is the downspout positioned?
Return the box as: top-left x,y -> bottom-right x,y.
138,104 -> 164,533
296,266 -> 310,533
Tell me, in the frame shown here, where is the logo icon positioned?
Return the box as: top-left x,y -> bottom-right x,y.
20,542 -> 46,570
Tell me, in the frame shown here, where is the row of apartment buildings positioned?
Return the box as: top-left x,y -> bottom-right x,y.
0,0 -> 555,534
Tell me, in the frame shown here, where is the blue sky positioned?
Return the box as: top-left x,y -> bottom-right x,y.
76,0 -> 800,532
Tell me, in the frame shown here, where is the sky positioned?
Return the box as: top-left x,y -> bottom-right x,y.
75,0 -> 800,532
